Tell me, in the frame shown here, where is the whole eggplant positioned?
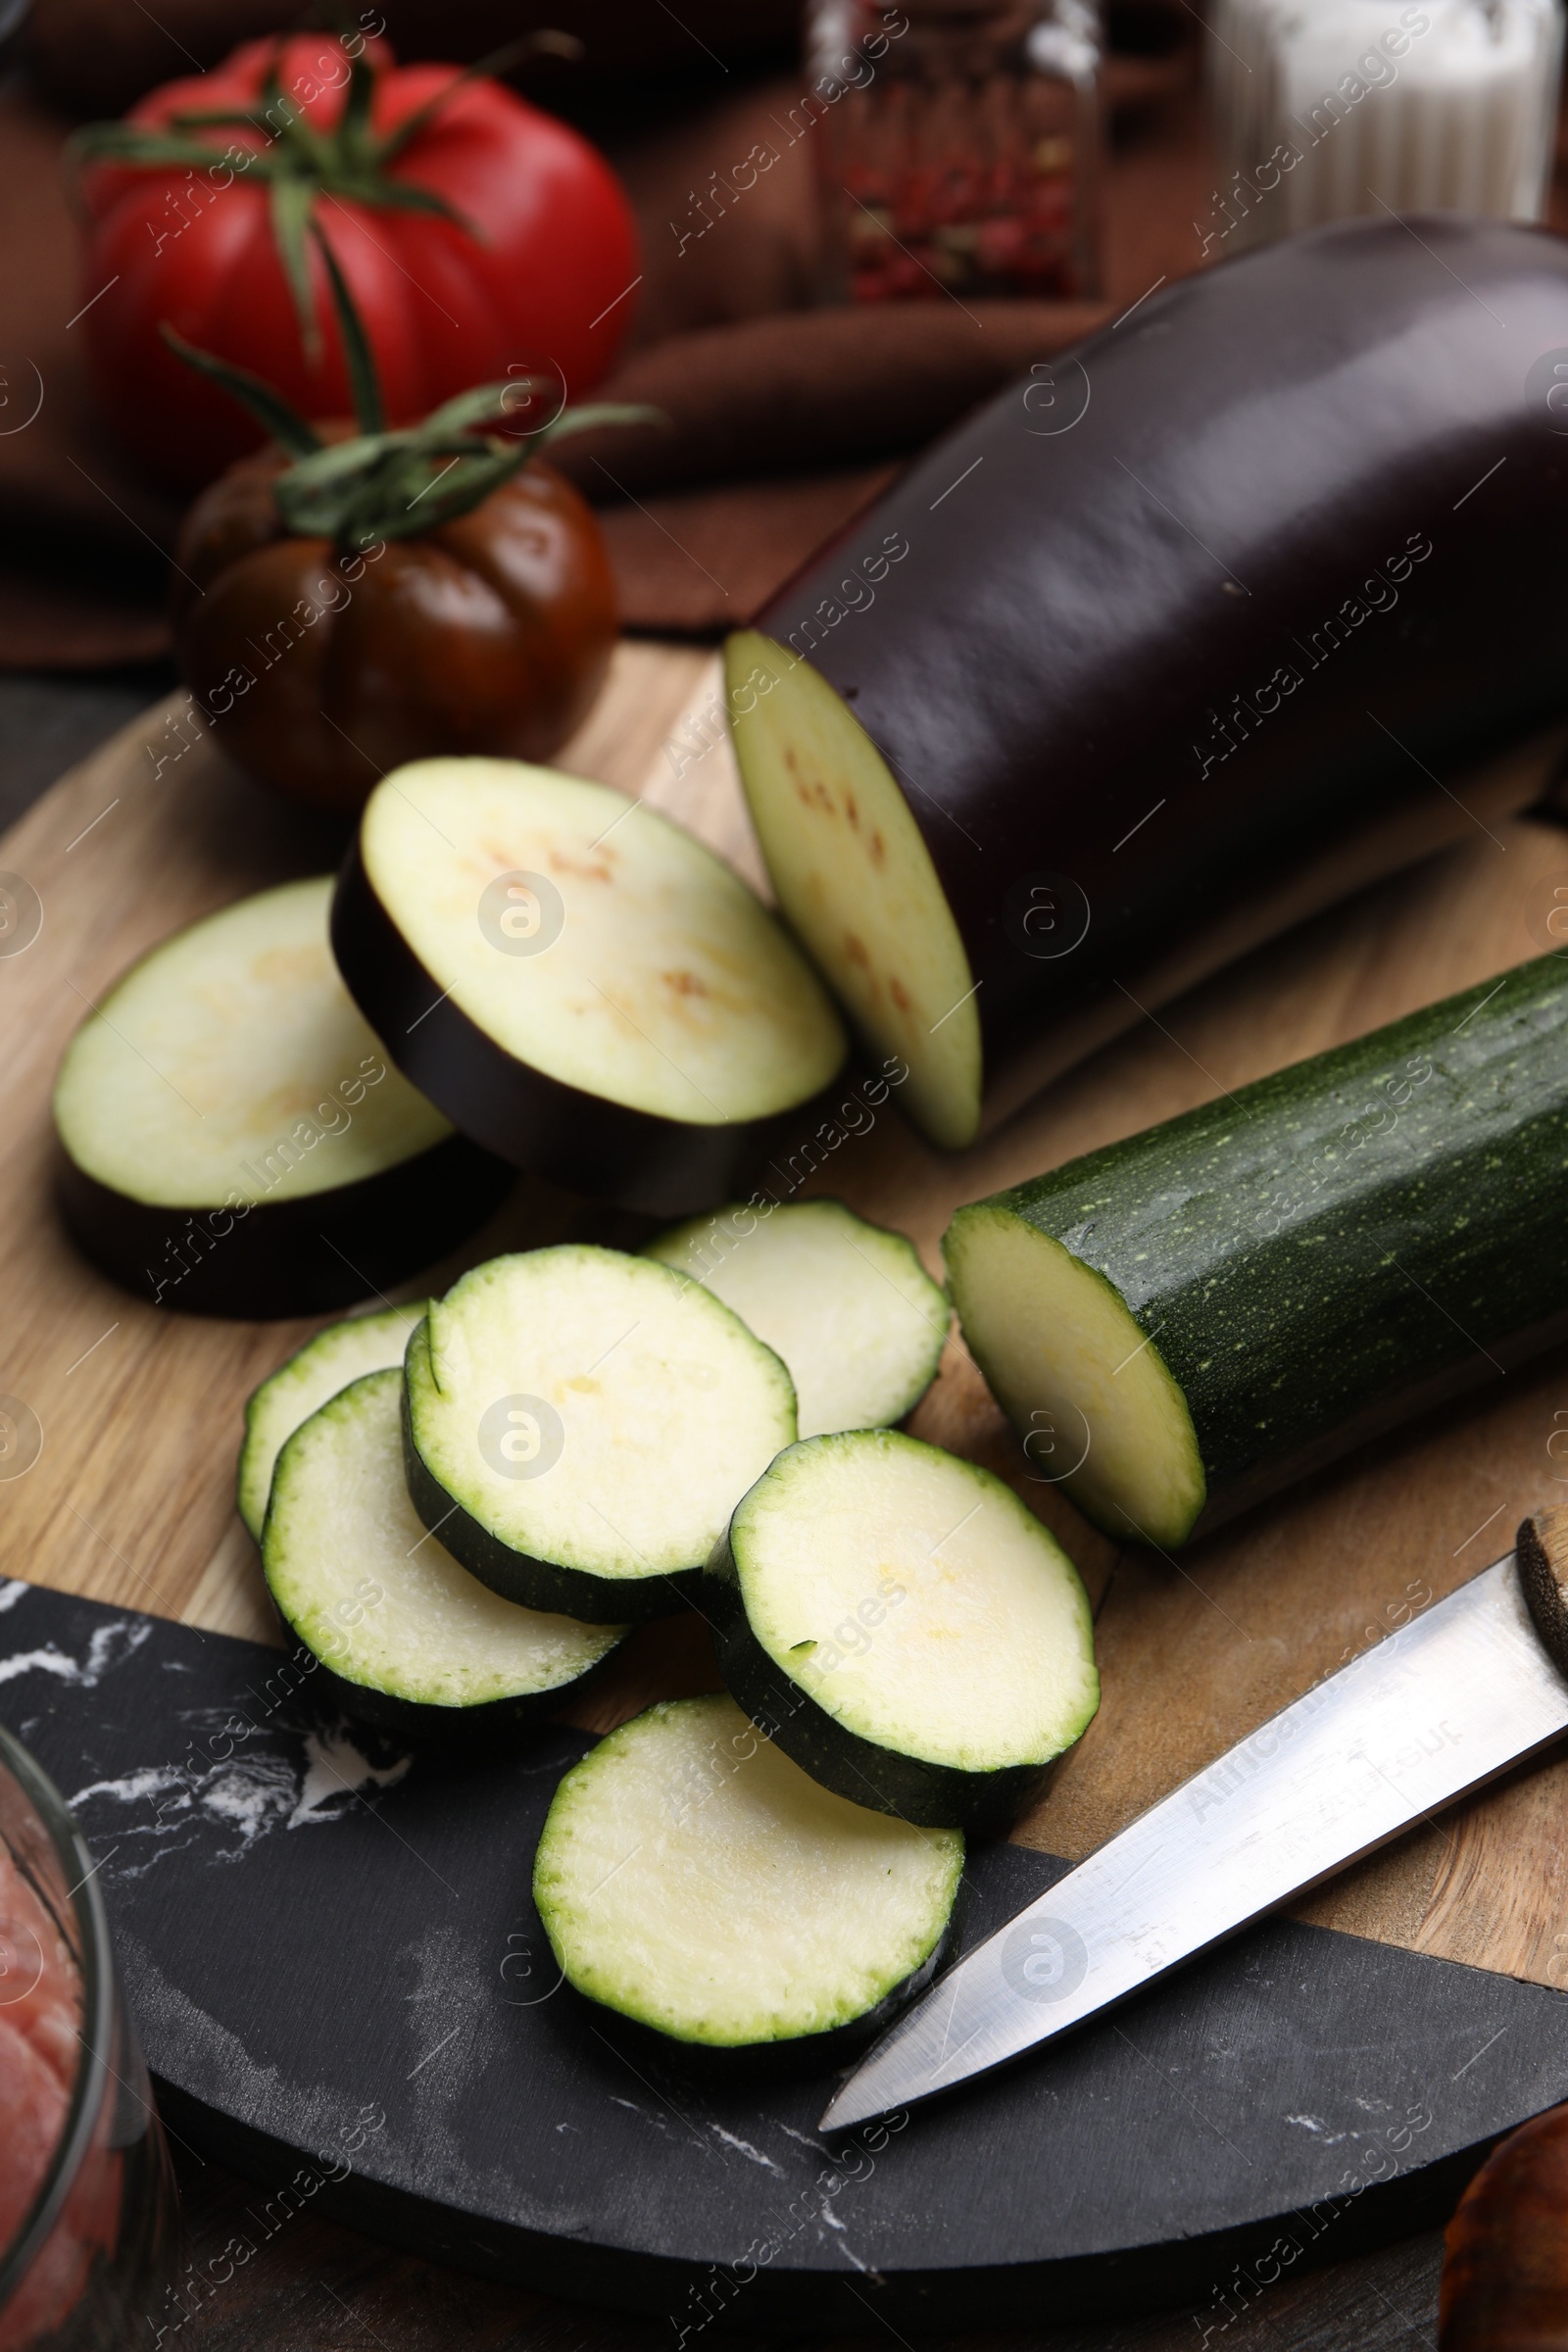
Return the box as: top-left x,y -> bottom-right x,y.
725,218 -> 1568,1150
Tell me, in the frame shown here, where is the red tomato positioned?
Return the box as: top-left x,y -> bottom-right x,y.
78,32 -> 640,488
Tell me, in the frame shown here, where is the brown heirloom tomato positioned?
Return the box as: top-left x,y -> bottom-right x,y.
171,445 -> 617,819
1440,2099 -> 1568,2348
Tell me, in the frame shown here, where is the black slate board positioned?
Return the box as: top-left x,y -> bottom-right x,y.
3,1574 -> 1562,2334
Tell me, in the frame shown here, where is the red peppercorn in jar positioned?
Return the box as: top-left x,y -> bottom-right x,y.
807,0 -> 1102,302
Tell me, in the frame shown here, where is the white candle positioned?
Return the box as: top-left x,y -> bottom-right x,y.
1203,0 -> 1563,257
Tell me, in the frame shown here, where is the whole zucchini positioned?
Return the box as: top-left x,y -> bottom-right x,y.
725,217 -> 1568,1152
944,955 -> 1568,1549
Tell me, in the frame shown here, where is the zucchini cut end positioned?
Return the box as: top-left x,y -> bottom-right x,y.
723,631 -> 981,1152
713,1429 -> 1098,1826
404,1247 -> 798,1609
533,1693 -> 963,2048
944,1202 -> 1206,1550
263,1370 -> 624,1720
238,1299 -> 428,1540
644,1197 -> 949,1438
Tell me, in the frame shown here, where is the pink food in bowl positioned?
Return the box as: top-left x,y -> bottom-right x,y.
0,1840 -> 120,2349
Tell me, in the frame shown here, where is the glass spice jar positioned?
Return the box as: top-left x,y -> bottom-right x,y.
806,0 -> 1103,304
0,1726 -> 178,2351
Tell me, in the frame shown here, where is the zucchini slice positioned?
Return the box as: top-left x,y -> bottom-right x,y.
263,1369 -> 624,1736
237,1300 -> 427,1540
707,1430 -> 1098,1830
331,757 -> 847,1214
643,1198 -> 949,1439
52,877 -> 509,1319
403,1245 -> 798,1623
945,953 -> 1568,1549
533,1693 -> 963,2049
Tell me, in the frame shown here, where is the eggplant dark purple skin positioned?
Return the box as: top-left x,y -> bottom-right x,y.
330,840 -> 753,1218
742,216 -> 1568,1135
55,1134 -> 512,1320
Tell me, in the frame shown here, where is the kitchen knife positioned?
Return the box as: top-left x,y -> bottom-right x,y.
820,1510 -> 1568,2132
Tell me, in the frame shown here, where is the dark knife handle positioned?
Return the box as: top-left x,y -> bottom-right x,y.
1517,1510 -> 1568,1677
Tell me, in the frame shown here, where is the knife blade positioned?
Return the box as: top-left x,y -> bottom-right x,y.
820,1512 -> 1568,2132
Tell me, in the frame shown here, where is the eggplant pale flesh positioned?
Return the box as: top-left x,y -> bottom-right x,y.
52,877 -> 510,1318
330,758 -> 847,1216
726,218 -> 1568,1150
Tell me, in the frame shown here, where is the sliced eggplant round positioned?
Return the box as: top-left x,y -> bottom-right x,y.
238,1299 -> 428,1540
53,876 -> 510,1319
533,1691 -> 964,2049
263,1369 -> 625,1739
330,757 -> 847,1215
403,1245 -> 798,1624
707,1430 -> 1099,1830
644,1197 -> 949,1439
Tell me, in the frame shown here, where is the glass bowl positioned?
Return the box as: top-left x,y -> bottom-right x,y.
0,1723 -> 177,2349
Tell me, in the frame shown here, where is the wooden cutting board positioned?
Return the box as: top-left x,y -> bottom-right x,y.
7,651 -> 1568,1992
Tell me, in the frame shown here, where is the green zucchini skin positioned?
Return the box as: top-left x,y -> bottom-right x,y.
398,1377 -> 697,1625
263,1368 -> 629,1742
702,1545 -> 1053,1832
949,954 -> 1568,1544
277,1641 -> 618,1753
580,1895 -> 965,2085
534,1692 -> 965,2062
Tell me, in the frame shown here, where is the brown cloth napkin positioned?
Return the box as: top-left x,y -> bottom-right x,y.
550,301 -> 1110,630
0,34 -> 1217,663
